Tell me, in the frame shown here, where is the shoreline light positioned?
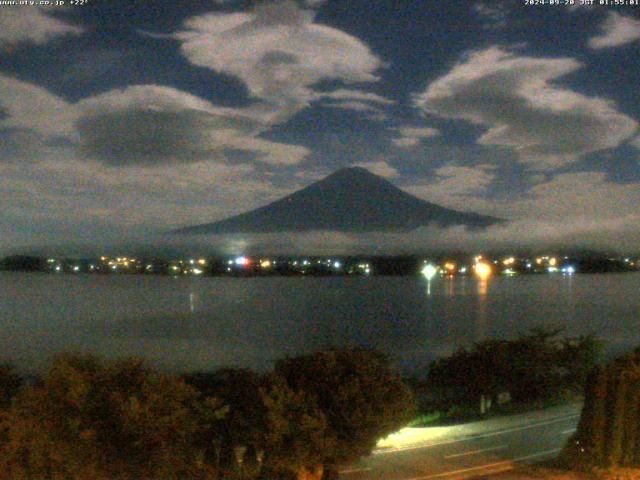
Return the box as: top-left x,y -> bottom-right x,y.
235,256 -> 249,266
421,264 -> 437,280
474,262 -> 492,279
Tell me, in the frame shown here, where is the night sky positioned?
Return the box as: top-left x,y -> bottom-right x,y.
1,0 -> 639,253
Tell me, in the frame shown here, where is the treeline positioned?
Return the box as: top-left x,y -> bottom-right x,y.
421,328 -> 603,415
569,347 -> 640,469
0,255 -> 48,272
0,348 -> 415,480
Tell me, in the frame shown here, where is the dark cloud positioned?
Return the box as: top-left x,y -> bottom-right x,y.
156,217 -> 640,257
77,110 -> 231,166
0,128 -> 46,163
71,84 -> 309,167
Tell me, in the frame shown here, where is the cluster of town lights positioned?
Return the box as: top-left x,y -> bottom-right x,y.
419,254 -> 581,282
422,257 -> 493,281
39,251 -> 634,277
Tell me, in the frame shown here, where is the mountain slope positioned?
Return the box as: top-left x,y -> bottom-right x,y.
173,167 -> 503,234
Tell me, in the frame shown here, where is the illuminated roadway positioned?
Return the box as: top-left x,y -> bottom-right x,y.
339,403 -> 582,480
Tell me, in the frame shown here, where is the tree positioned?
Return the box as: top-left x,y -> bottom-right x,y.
428,327 -> 603,406
573,366 -> 609,463
0,349 -> 415,479
623,372 -> 640,466
569,347 -> 640,468
607,368 -> 628,466
259,374 -> 334,480
275,348 -> 416,473
0,363 -> 21,408
558,334 -> 604,391
0,353 -> 226,479
184,368 -> 267,473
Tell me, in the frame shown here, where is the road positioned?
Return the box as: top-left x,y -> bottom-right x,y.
339,403 -> 582,480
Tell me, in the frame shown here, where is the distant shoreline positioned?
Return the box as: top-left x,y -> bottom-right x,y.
1,253 -> 638,277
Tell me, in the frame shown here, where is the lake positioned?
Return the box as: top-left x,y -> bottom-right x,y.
1,271 -> 639,375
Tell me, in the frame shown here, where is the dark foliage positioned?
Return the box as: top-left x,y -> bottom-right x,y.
427,327 -> 603,405
0,354 -> 227,479
0,348 -> 416,479
275,347 -> 417,466
569,347 -> 640,468
0,256 -> 47,272
0,364 -> 22,408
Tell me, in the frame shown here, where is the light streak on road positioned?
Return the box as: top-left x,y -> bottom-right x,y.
339,467 -> 372,474
409,448 -> 562,480
443,444 -> 507,459
374,413 -> 579,454
340,404 -> 582,480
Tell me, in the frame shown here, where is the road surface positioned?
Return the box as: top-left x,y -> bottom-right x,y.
339,403 -> 582,480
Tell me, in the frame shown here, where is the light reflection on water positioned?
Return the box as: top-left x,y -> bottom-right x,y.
0,272 -> 638,375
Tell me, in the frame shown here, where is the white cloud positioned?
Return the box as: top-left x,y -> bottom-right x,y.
76,85 -> 253,166
0,74 -> 77,165
78,84 -> 226,116
409,168 -> 640,227
322,101 -> 376,113
0,77 -> 310,167
588,12 -> 640,49
4,154 -> 640,252
318,89 -> 393,120
431,165 -> 495,196
403,165 -> 640,250
75,85 -> 310,166
353,161 -> 399,178
0,74 -> 74,137
0,128 -> 50,164
503,172 -> 640,222
396,127 -> 441,138
392,126 -> 440,148
473,1 -> 508,29
176,1 -> 382,116
383,170 -> 640,252
321,101 -> 388,120
405,165 -> 496,211
415,47 -> 638,169
303,0 -> 327,7
0,7 -> 82,46
233,136 -> 310,165
319,89 -> 394,105
0,158 -> 287,245
174,202 -> 640,254
567,4 -> 592,12
392,138 -> 418,148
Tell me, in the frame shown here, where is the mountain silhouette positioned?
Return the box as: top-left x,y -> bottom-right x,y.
173,167 -> 502,234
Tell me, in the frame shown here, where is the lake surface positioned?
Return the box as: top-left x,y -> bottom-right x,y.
1,272 -> 639,375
